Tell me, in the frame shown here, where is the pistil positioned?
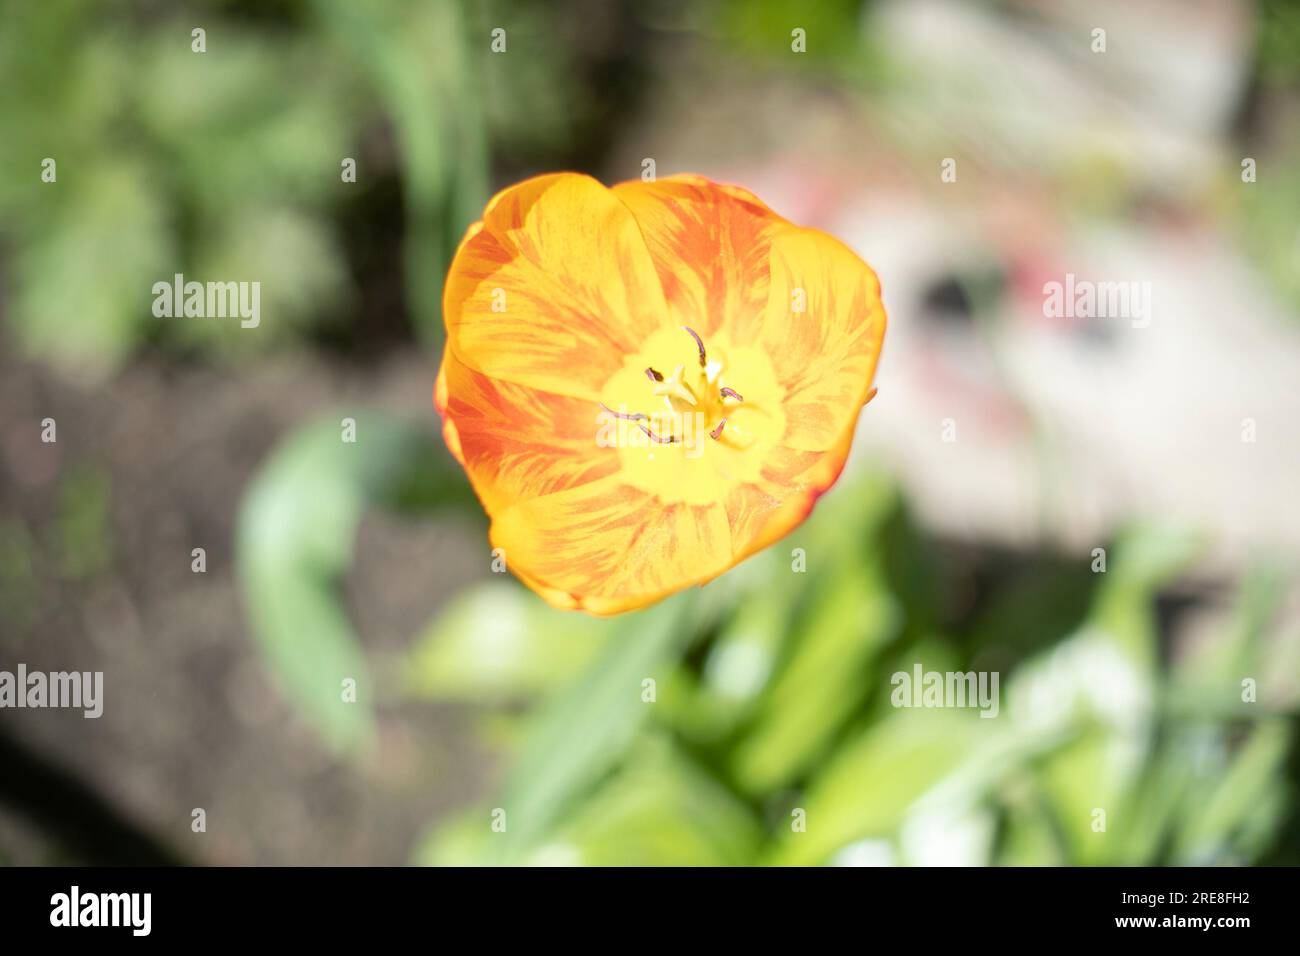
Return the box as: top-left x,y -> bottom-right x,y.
605,327 -> 750,447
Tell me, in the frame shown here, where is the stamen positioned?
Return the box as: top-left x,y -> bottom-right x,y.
638,423 -> 678,444
652,365 -> 698,406
600,402 -> 648,422
682,326 -> 707,368
604,328 -> 752,453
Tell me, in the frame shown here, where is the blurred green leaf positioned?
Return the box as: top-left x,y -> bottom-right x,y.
471,590 -> 713,864
10,161 -> 172,377
731,556 -> 900,792
658,570 -> 794,744
1257,0 -> 1300,86
470,1 -> 587,161
237,410 -> 459,755
767,709 -> 978,866
413,805 -> 491,866
726,474 -> 901,790
1174,719 -> 1291,863
404,579 -> 613,702
1092,524 -> 1202,668
0,8 -> 367,371
995,775 -> 1068,866
1102,738 -> 1198,865
535,736 -> 764,866
1005,631 -> 1154,865
178,205 -> 352,352
1034,727 -> 1131,865
1001,524 -> 1200,863
717,0 -> 873,70
1171,564 -> 1285,715
312,0 -> 488,344
136,26 -> 358,211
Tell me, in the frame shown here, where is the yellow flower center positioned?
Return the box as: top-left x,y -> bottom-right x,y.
599,325 -> 786,506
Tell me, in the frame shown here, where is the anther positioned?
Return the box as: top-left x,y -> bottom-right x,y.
720,387 -> 743,402
709,418 -> 728,440
601,402 -> 648,422
682,326 -> 707,367
639,423 -> 679,444
645,367 -> 664,382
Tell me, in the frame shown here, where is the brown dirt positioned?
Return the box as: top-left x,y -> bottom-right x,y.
0,339 -> 494,865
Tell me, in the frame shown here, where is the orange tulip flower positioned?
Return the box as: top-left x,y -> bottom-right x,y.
435,173 -> 886,614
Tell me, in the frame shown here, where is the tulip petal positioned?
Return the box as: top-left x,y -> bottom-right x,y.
489,474 -> 734,614
722,424 -> 853,559
759,227 -> 886,451
436,346 -> 617,514
611,175 -> 786,338
445,173 -> 671,401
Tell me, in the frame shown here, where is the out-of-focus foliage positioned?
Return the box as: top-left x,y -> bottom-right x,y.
1240,0 -> 1300,317
0,0 -> 357,375
310,0 -> 487,343
1238,150 -> 1300,316
715,0 -> 888,82
0,0 -> 592,376
236,410 -> 471,754
404,473 -> 1296,866
233,406 -> 1297,866
1256,0 -> 1300,86
404,581 -> 612,701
